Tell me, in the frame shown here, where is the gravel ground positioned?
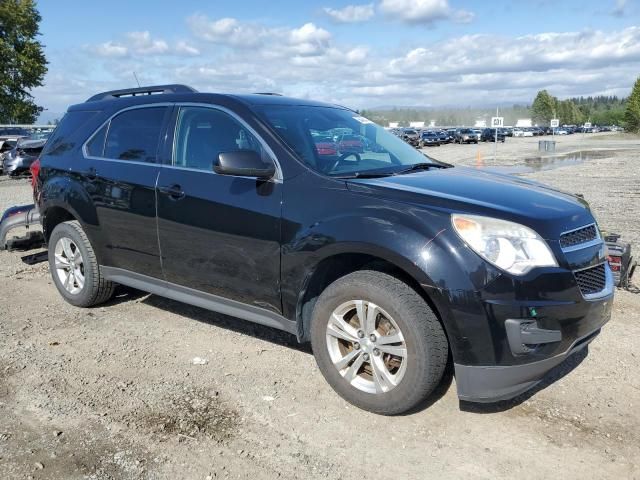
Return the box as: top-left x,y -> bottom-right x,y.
0,132 -> 638,480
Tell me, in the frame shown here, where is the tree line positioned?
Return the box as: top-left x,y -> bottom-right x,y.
530,91 -> 628,126
361,81 -> 640,133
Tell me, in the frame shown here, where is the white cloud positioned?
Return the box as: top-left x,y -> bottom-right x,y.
91,31 -> 172,57
323,4 -> 375,23
175,41 -> 200,56
188,15 -> 336,60
387,28 -> 640,78
124,31 -> 169,55
379,0 -> 473,25
38,20 -> 640,116
187,15 -> 271,48
94,41 -> 128,58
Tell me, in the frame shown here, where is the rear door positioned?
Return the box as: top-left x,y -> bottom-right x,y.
82,105 -> 171,278
156,105 -> 283,314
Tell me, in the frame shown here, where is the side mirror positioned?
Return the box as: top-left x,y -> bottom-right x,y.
213,150 -> 276,179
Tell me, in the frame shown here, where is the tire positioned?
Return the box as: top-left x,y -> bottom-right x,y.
310,270 -> 448,415
48,220 -> 115,307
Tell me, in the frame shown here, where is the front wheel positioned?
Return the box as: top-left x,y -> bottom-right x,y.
310,270 -> 448,415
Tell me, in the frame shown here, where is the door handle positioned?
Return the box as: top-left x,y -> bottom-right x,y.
158,184 -> 185,200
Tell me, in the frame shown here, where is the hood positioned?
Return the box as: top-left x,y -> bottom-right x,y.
16,139 -> 46,149
347,166 -> 594,239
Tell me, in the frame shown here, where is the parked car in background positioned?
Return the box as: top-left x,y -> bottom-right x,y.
480,128 -> 506,143
454,128 -> 478,144
32,84 -> 614,415
401,128 -> 420,147
336,134 -> 365,154
0,127 -> 31,164
419,130 -> 440,147
436,130 -> 451,144
513,128 -> 533,137
1,136 -> 48,176
0,139 -> 18,161
554,128 -> 568,135
0,127 -> 31,141
313,135 -> 338,156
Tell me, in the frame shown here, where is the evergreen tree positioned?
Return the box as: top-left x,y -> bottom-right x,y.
531,90 -> 557,124
0,0 -> 48,123
624,76 -> 640,133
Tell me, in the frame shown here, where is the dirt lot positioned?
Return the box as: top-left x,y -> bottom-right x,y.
1,132 -> 639,479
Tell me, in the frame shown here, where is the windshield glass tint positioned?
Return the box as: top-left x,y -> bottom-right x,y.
254,105 -> 438,176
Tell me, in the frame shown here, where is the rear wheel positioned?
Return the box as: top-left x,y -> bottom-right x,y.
311,270 -> 448,415
48,220 -> 115,307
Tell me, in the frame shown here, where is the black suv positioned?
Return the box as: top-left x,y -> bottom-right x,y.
481,128 -> 506,143
35,85 -> 613,415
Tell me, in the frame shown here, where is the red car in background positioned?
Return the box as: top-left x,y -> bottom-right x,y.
313,135 -> 338,156
336,134 -> 364,154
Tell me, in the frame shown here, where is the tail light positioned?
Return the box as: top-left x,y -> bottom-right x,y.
607,255 -> 622,272
30,158 -> 41,190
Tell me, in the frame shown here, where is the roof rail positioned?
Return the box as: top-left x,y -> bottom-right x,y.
253,92 -> 283,96
86,84 -> 198,102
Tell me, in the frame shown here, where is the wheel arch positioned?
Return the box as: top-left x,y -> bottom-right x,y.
42,205 -> 78,243
39,175 -> 99,244
295,247 -> 449,348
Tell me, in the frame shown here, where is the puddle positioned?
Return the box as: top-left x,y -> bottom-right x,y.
478,150 -> 618,174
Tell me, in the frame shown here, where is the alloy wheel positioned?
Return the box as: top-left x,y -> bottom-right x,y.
325,300 -> 407,394
54,237 -> 85,294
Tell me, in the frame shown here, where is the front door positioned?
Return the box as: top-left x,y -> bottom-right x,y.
156,105 -> 282,314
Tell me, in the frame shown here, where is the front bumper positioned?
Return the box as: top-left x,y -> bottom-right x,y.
455,325 -> 602,402
453,278 -> 613,402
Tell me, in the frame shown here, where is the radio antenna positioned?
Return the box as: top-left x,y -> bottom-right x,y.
133,72 -> 141,87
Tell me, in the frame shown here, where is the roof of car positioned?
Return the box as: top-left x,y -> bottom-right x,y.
70,85 -> 345,112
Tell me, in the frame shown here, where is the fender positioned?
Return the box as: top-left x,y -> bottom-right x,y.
39,174 -> 99,243
281,199 -> 502,361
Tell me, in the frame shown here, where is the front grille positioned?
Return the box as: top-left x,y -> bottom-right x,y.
560,224 -> 598,249
574,264 -> 606,296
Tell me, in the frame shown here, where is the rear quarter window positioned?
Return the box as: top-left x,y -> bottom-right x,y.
42,111 -> 99,156
103,107 -> 167,163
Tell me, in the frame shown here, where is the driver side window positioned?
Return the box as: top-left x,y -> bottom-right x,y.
174,106 -> 271,172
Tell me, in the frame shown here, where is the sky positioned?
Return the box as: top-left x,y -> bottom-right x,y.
32,0 -> 640,120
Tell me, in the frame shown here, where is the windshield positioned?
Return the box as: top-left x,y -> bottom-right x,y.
254,105 -> 442,177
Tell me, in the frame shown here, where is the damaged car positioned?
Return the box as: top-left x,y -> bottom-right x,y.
1,134 -> 48,176
17,84 -> 615,415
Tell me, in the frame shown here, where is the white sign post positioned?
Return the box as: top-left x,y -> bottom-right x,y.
550,119 -> 559,138
491,113 -> 503,162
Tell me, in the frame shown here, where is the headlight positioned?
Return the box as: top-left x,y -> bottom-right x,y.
451,214 -> 557,275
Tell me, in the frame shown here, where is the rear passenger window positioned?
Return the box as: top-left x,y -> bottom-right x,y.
103,107 -> 167,163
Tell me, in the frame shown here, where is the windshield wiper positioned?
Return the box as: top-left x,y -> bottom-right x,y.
332,171 -> 396,179
395,162 -> 449,175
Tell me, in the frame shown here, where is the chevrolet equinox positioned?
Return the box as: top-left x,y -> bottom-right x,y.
34,85 -> 613,415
